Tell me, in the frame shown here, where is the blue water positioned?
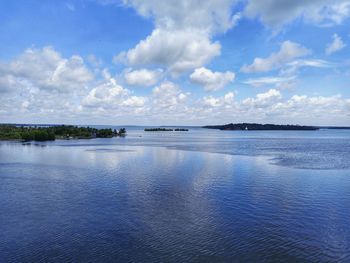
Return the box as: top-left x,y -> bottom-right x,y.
0,128 -> 350,262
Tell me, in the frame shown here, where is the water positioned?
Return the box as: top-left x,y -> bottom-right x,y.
0,128 -> 350,262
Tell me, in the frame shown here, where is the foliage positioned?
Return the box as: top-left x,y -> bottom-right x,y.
144,128 -> 174,132
96,128 -> 114,138
144,128 -> 189,132
0,124 -> 127,141
118,128 -> 126,135
203,123 -> 319,131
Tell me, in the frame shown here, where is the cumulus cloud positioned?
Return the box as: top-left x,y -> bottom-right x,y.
116,29 -> 221,75
87,54 -> 103,68
202,92 -> 235,107
123,68 -> 163,86
0,46 -> 99,123
152,81 -> 189,109
0,74 -> 21,93
82,78 -> 127,107
1,53 -> 349,125
242,89 -> 282,108
270,94 -> 350,123
244,0 -> 350,27
196,89 -> 350,125
121,96 -> 147,107
241,41 -> 310,73
82,70 -> 145,108
1,0 -> 349,126
0,46 -> 153,123
122,0 -> 238,33
190,67 -> 235,91
117,0 -> 238,74
0,46 -> 93,92
325,34 -> 346,55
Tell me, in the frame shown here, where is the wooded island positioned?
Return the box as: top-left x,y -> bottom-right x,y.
144,128 -> 189,132
0,125 -> 126,141
203,123 -> 318,131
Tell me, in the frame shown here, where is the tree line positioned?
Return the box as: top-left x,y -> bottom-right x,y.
144,128 -> 189,132
0,125 -> 126,141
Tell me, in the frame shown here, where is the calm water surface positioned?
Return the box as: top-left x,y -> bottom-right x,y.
0,128 -> 350,262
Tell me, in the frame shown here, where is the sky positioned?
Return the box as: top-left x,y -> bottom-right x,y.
0,0 -> 349,126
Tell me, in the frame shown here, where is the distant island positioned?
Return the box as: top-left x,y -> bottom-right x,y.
144,128 -> 189,132
203,123 -> 319,131
0,124 -> 126,142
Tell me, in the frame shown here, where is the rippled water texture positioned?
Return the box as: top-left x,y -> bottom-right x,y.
0,128 -> 349,262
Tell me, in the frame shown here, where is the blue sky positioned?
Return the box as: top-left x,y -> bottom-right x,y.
0,0 -> 349,125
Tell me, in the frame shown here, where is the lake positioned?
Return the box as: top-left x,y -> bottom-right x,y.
0,128 -> 350,262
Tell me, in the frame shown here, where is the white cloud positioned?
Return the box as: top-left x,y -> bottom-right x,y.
152,89 -> 350,125
243,76 -> 296,88
122,96 -> 147,107
82,76 -> 129,107
1,54 -> 349,125
244,0 -> 350,27
202,96 -> 221,107
224,92 -> 235,103
82,70 -> 145,109
202,92 -> 235,107
280,59 -> 334,76
0,46 -> 93,92
117,0 -> 239,74
152,81 -> 189,109
195,89 -> 350,125
123,68 -> 163,86
87,54 -> 103,68
0,46 -> 98,123
286,59 -> 333,69
306,1 -> 350,26
190,67 -> 235,92
243,59 -> 334,90
141,81 -> 193,122
0,74 -> 21,92
0,47 -> 150,123
242,89 -> 282,108
271,94 -> 350,122
117,29 -> 221,74
241,41 -> 310,73
325,33 -> 346,55
122,0 -> 237,33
